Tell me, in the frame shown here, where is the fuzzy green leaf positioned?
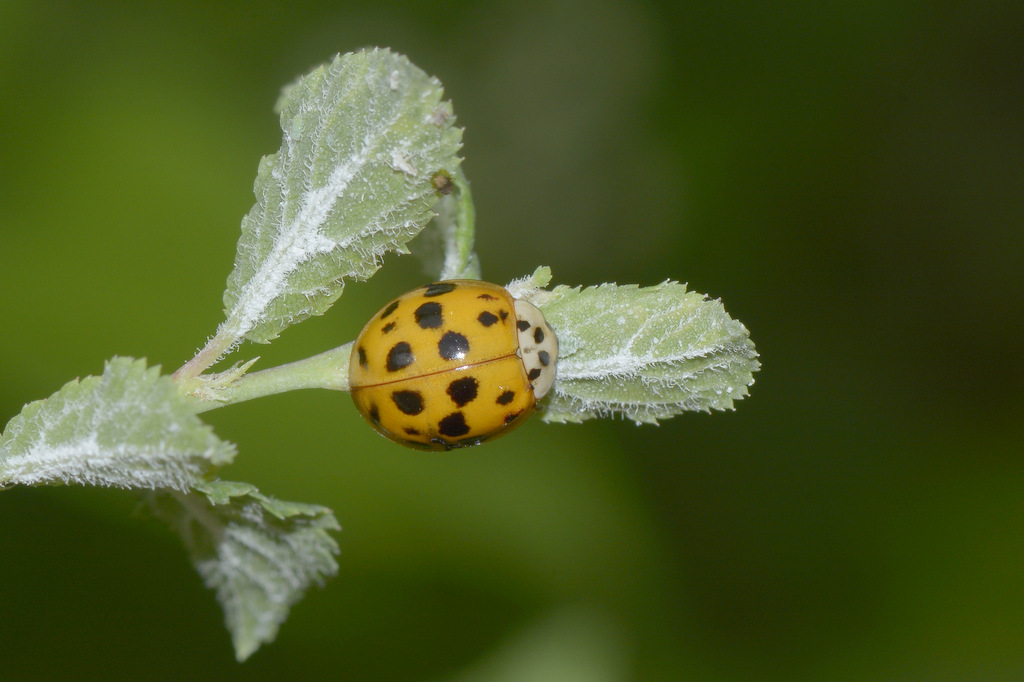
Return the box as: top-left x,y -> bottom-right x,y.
535,281 -> 759,424
221,48 -> 463,345
0,357 -> 234,490
147,480 -> 340,661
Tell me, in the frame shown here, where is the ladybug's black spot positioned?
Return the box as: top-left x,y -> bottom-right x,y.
404,427 -> 421,436
357,346 -> 368,369
477,293 -> 498,300
533,327 -> 545,343
380,300 -> 400,319
424,282 -> 457,297
414,301 -> 443,329
447,376 -> 479,406
438,412 -> 470,437
477,311 -> 499,327
504,410 -> 523,425
538,350 -> 551,366
496,390 -> 515,405
381,321 -> 396,334
368,403 -> 381,426
438,331 -> 469,360
528,368 -> 542,381
517,319 -> 531,332
499,310 -> 509,320
386,342 -> 415,372
392,390 -> 425,415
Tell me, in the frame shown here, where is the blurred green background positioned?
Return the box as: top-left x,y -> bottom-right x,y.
2,1 -> 1022,679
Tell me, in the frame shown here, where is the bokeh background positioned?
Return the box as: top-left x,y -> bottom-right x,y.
2,1 -> 1022,679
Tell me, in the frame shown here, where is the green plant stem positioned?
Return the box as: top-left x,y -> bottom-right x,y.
452,166 -> 479,278
182,343 -> 352,414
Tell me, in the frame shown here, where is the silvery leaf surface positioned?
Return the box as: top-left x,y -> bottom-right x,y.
536,281 -> 760,424
147,480 -> 340,661
222,48 -> 463,344
0,357 -> 234,490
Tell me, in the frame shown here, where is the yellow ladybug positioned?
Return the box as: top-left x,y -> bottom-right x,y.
349,280 -> 558,450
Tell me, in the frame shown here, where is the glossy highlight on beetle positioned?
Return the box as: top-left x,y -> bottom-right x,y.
349,280 -> 558,450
